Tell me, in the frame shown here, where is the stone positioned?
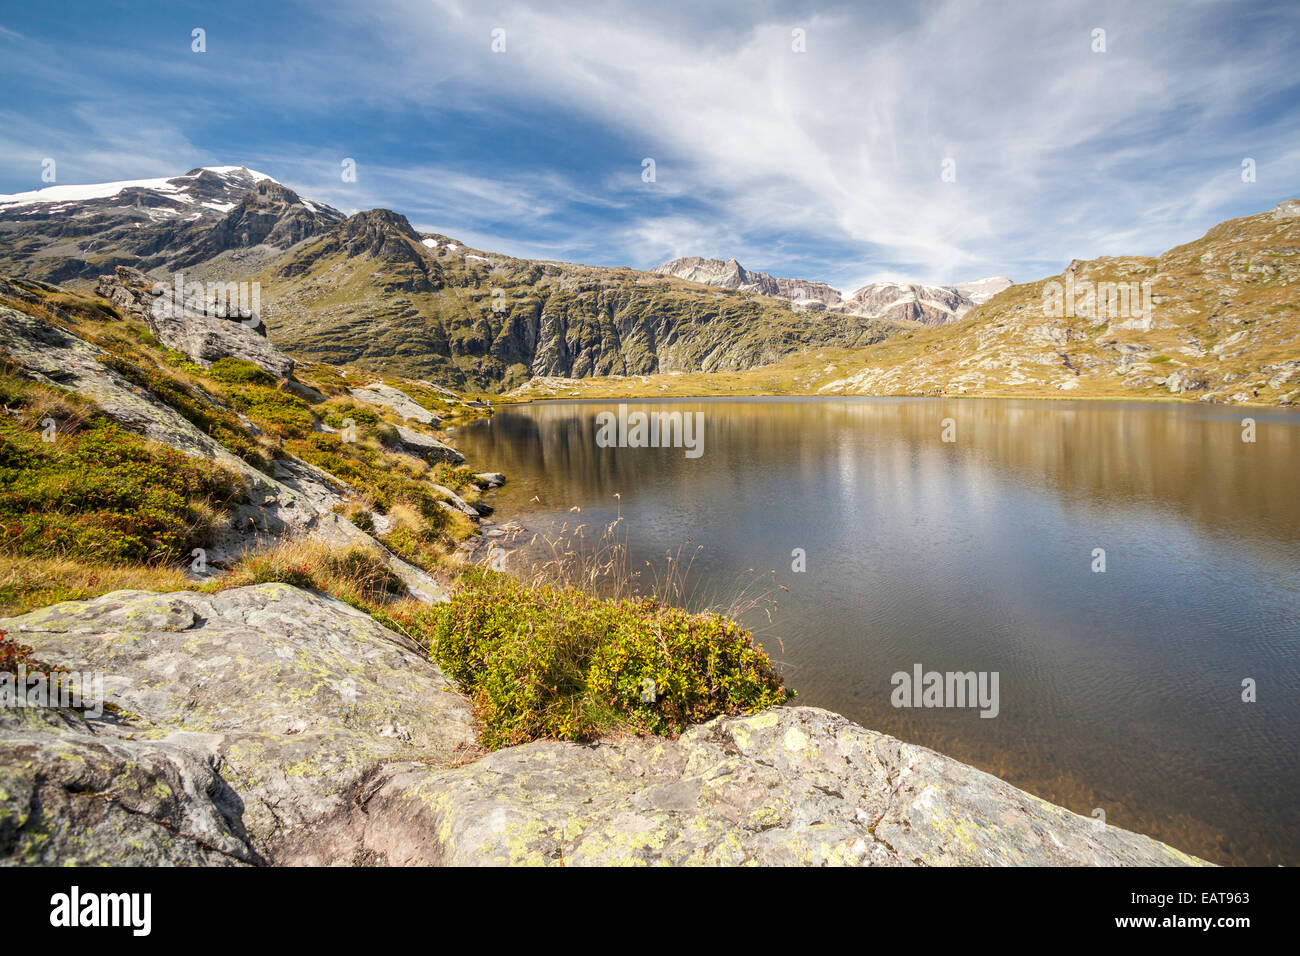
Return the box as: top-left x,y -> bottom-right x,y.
96,267 -> 295,378
349,383 -> 441,426
395,424 -> 464,464
0,585 -> 478,864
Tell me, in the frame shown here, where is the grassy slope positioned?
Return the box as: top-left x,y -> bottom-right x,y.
250,226 -> 903,391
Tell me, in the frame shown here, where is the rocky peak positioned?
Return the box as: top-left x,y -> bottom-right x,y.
655,256 -> 844,310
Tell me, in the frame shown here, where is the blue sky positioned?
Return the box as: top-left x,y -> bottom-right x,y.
1,0 -> 1297,291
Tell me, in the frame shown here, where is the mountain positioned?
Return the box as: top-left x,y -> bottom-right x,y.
257,215 -> 903,390
0,166 -> 343,284
0,169 -> 903,391
652,256 -> 844,310
814,201 -> 1300,404
950,276 -> 1013,304
841,281 -> 974,325
653,256 -> 1011,325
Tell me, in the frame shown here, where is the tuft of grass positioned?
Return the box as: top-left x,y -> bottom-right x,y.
381,569 -> 791,749
217,539 -> 408,608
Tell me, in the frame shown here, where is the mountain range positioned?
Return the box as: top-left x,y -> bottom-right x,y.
0,167 -> 905,390
652,256 -> 1011,325
0,167 -> 1296,405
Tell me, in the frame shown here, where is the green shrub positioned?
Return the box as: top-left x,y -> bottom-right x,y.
208,357 -> 279,387
0,416 -> 242,563
398,571 -> 791,749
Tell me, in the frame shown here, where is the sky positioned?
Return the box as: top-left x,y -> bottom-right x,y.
1,0 -> 1298,292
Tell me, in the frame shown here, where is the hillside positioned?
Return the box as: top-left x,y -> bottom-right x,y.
507,202 -> 1300,407
255,212 -> 903,390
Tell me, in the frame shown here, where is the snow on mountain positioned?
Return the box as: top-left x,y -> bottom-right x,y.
949,276 -> 1013,304
0,166 -> 279,211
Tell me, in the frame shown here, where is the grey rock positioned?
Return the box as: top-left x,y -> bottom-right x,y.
1272,199 -> 1300,219
396,424 -> 464,464
0,585 -> 478,864
1166,368 -> 1210,393
349,383 -> 441,425
356,706 -> 1208,867
96,267 -> 295,378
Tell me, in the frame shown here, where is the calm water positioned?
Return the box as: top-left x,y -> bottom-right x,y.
453,397 -> 1300,866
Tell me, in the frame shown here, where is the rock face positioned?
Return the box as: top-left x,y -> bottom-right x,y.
0,586 -> 1208,867
0,585 -> 477,864
95,265 -> 296,378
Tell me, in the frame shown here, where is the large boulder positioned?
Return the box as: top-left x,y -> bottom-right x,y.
0,585 -> 477,864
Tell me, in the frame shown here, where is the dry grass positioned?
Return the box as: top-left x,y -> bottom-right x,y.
215,538 -> 407,607
506,501 -> 785,635
0,555 -> 192,618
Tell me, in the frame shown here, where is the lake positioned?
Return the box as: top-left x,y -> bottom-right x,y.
452,396 -> 1300,866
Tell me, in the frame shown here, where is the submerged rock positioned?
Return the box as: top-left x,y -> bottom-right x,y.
0,586 -> 1208,867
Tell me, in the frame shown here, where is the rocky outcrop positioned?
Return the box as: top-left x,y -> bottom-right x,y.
0,585 -> 477,864
0,586 -> 1207,867
396,424 -> 464,464
95,265 -> 296,378
349,382 -> 442,425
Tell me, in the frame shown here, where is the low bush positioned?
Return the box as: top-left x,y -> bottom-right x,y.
207,357 -> 279,387
387,570 -> 791,749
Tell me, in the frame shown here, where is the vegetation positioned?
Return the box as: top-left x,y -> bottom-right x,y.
381,570 -> 791,749
0,280 -> 797,754
0,370 -> 242,565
